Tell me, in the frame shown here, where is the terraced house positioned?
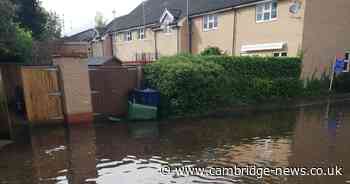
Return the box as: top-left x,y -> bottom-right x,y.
68,0 -> 350,78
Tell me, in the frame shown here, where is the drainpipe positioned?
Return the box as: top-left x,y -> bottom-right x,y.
110,33 -> 114,57
187,0 -> 192,54
188,19 -> 192,54
154,31 -> 158,59
232,9 -> 237,56
177,28 -> 180,53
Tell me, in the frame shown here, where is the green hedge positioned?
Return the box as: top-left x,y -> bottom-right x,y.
144,55 -> 303,116
200,56 -> 301,79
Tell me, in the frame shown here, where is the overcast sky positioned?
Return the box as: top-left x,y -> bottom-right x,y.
41,0 -> 144,36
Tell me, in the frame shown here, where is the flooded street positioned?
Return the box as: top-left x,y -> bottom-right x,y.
1,101 -> 350,184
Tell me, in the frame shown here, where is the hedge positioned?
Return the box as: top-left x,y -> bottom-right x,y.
199,56 -> 301,79
144,55 -> 303,116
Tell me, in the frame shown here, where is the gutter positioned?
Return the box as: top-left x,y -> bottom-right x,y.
188,0 -> 264,18
234,0 -> 271,9
189,7 -> 234,18
105,0 -> 266,36
112,23 -> 158,33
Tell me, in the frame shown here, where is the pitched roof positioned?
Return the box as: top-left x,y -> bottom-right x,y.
62,29 -> 97,42
105,0 -> 263,33
63,27 -> 107,42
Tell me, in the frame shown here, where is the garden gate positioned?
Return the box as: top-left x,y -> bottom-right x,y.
21,66 -> 64,123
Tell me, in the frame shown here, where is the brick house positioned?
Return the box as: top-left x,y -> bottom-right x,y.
78,0 -> 350,78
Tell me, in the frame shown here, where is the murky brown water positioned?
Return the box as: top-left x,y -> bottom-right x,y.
1,101 -> 350,184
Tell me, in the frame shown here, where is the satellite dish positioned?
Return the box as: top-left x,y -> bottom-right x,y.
289,1 -> 302,14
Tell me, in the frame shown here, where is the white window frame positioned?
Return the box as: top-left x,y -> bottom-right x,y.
124,31 -> 133,42
273,52 -> 288,57
161,12 -> 174,34
273,52 -> 280,57
112,32 -> 117,56
203,14 -> 218,31
281,52 -> 288,57
256,1 -> 277,23
163,25 -> 172,33
138,28 -> 145,40
344,52 -> 350,72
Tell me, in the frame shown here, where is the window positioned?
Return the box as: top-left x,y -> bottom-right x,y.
256,1 -> 277,22
111,33 -> 117,55
344,52 -> 350,72
163,25 -> 172,33
273,52 -> 288,57
203,14 -> 218,31
138,28 -> 145,40
124,31 -> 133,41
161,14 -> 173,33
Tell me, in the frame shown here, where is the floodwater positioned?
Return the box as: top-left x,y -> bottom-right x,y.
1,101 -> 350,184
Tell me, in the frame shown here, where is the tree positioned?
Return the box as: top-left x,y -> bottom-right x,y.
12,0 -> 62,41
0,0 -> 16,57
12,0 -> 47,39
12,25 -> 33,62
94,12 -> 107,28
1,0 -> 61,63
40,11 -> 62,40
0,0 -> 33,63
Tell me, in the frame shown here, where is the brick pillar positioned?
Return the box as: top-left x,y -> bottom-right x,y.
53,56 -> 93,124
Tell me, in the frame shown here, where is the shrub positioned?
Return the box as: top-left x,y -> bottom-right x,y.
303,74 -> 330,96
334,72 -> 350,93
144,55 -> 303,116
200,47 -> 222,56
144,57 -> 229,115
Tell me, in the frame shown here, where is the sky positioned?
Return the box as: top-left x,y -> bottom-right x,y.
41,0 -> 144,36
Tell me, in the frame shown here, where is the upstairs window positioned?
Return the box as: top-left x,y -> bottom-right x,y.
138,28 -> 145,40
163,25 -> 172,33
203,14 -> 218,31
161,13 -> 173,33
273,52 -> 288,57
124,31 -> 133,41
256,1 -> 277,22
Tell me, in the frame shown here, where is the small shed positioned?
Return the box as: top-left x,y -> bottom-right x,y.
87,57 -> 121,68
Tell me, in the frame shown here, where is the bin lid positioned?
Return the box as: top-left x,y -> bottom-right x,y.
135,88 -> 159,93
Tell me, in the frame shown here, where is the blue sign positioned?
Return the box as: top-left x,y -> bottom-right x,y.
334,58 -> 345,74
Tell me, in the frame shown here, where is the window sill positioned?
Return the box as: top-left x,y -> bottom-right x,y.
256,18 -> 277,24
203,27 -> 218,32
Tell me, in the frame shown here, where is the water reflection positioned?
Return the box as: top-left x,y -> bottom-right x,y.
0,101 -> 349,184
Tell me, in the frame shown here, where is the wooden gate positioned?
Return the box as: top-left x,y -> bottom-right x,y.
22,66 -> 64,123
89,66 -> 138,117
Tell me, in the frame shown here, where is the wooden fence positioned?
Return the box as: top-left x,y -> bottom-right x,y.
0,69 -> 11,138
89,66 -> 138,117
21,66 -> 64,123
